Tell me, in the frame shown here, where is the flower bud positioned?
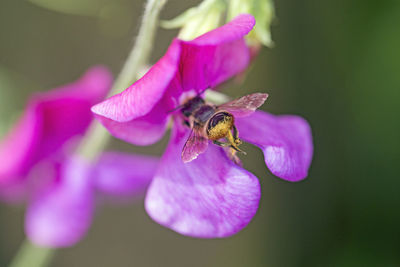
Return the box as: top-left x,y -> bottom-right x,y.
161,0 -> 225,40
227,0 -> 275,47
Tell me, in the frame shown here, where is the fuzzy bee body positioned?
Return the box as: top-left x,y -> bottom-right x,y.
181,96 -> 234,139
179,93 -> 268,163
193,105 -> 216,125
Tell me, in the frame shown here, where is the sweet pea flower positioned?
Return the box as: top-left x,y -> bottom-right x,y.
0,67 -> 159,247
26,152 -> 158,247
0,66 -> 111,197
92,14 -> 313,238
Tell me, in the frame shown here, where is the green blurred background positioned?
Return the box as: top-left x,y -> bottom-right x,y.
1,0 -> 399,266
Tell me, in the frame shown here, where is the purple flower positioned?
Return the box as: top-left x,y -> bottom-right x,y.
0,67 -> 159,247
92,14 -> 313,238
26,152 -> 158,247
0,67 -> 111,198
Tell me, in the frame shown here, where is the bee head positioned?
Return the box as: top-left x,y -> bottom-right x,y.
206,112 -> 234,140
181,96 -> 205,117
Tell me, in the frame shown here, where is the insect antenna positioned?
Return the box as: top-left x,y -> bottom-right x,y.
167,104 -> 185,114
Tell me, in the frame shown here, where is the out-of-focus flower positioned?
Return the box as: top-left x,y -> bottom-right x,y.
92,14 -> 313,238
0,67 -> 159,247
0,66 -> 111,199
26,152 -> 158,247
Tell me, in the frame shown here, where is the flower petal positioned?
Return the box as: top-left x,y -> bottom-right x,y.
0,66 -> 112,187
236,111 -> 313,181
25,157 -> 94,247
0,105 -> 41,186
177,14 -> 255,94
190,14 -> 256,45
145,124 -> 260,238
94,103 -> 170,146
93,152 -> 158,197
92,15 -> 255,145
33,66 -> 112,160
179,38 -> 250,94
91,40 -> 181,122
92,15 -> 255,122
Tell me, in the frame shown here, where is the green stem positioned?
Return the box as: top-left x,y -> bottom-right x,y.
9,240 -> 53,267
9,0 -> 167,266
78,0 -> 167,160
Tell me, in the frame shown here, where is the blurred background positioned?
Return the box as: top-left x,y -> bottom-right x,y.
1,0 -> 399,266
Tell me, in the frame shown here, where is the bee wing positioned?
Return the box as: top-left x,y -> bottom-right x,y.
217,93 -> 268,118
182,126 -> 209,163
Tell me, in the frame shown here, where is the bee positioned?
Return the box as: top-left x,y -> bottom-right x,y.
179,92 -> 268,163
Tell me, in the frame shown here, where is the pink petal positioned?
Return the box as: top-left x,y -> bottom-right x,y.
94,102 -> 170,146
25,157 -> 94,247
177,14 -> 255,93
93,152 -> 158,197
0,66 -> 112,187
33,66 -> 112,160
91,40 -> 181,122
92,15 -> 255,146
145,124 -> 260,238
0,106 -> 41,186
178,38 -> 250,94
236,111 -> 313,181
191,14 -> 256,45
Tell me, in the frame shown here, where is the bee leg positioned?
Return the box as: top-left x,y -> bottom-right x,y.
226,130 -> 246,155
227,148 -> 242,166
232,125 -> 242,146
229,144 -> 247,155
213,140 -> 231,147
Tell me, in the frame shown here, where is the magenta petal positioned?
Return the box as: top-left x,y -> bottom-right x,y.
92,15 -> 255,146
92,15 -> 255,123
191,14 -> 256,45
93,152 -> 158,196
145,124 -> 260,238
236,111 -> 313,181
179,39 -> 250,93
25,158 -> 93,247
0,106 -> 41,186
178,14 -> 255,94
0,66 -> 112,186
94,103 -> 170,146
33,66 -> 112,160
91,40 -> 181,122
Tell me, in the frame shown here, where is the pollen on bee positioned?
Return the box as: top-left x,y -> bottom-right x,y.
206,112 -> 234,140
